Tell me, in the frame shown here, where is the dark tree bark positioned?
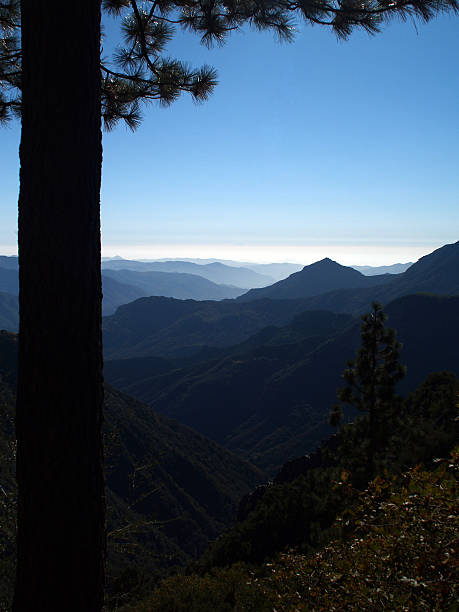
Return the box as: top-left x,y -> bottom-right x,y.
14,2 -> 105,610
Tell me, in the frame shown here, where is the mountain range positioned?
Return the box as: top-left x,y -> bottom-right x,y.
104,293 -> 459,474
1,240 -> 458,593
237,243 -> 457,304
284,241 -> 459,315
353,262 -> 412,275
102,258 -> 275,288
102,296 -> 323,359
104,257 -> 304,282
102,241 -> 459,360
102,268 -> 244,306
0,258 -> 248,323
237,257 -> 391,301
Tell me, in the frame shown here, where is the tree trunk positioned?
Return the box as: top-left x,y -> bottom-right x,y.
14,2 -> 105,610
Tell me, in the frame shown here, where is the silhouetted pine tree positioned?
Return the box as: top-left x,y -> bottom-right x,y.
2,1 -> 457,609
335,302 -> 406,475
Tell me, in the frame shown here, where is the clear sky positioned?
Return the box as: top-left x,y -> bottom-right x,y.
1,11 -> 458,266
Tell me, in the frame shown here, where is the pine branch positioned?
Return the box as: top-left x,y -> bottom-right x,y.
1,0 -> 457,127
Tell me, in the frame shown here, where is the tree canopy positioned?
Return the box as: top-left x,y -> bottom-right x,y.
1,0 -> 458,127
330,302 -> 406,476
3,0 -> 457,609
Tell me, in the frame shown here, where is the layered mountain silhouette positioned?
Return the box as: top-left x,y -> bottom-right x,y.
102,258 -> 274,288
353,262 -> 412,275
103,242 -> 459,359
0,264 -> 148,318
4,241 -> 456,340
110,258 -> 304,282
237,258 -> 390,301
0,257 -> 247,321
104,294 -> 459,474
238,242 -> 458,307
102,268 -> 244,302
102,275 -> 148,315
294,241 -> 459,314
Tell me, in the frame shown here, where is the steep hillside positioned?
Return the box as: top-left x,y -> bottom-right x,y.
104,385 -> 264,565
0,335 -> 264,589
138,449 -> 458,612
103,297 -> 323,359
118,369 -> 459,611
383,240 -> 459,296
108,295 -> 459,474
237,258 -> 390,302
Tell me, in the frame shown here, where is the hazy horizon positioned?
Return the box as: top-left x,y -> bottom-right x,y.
98,241 -> 436,266
1,15 -> 457,267
0,239 -> 448,267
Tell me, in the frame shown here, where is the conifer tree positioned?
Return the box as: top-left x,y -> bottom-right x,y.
2,0 -> 458,126
1,0 -> 457,610
335,302 -> 406,474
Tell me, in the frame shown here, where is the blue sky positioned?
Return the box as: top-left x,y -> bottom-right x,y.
1,11 -> 458,265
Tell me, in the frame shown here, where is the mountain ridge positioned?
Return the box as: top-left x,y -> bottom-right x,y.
237,257 -> 393,302
102,258 -> 274,288
104,293 -> 459,474
101,242 -> 459,360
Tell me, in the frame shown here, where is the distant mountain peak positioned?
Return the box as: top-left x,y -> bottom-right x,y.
299,258 -> 358,274
237,255 -> 387,302
312,257 -> 342,267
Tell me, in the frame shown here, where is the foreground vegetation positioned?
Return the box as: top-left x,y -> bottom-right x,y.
105,365 -> 458,610
123,447 -> 458,611
1,309 -> 458,610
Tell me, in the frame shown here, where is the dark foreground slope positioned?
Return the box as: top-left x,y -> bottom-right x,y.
113,367 -> 459,611
104,385 -> 264,568
138,445 -> 458,612
106,294 -> 459,474
0,334 -> 263,605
